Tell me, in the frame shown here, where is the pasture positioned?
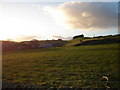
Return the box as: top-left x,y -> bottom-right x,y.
2,43 -> 119,88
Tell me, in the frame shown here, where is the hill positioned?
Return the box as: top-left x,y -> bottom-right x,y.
2,40 -> 67,51
65,34 -> 120,47
2,34 -> 120,51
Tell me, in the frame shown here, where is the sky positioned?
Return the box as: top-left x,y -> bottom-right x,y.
0,1 -> 119,42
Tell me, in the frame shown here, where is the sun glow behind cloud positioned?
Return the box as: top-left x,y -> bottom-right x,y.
0,3 -> 63,41
43,6 -> 69,28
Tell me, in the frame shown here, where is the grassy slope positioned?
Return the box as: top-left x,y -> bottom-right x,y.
3,43 -> 119,88
65,34 -> 120,47
65,38 -> 104,47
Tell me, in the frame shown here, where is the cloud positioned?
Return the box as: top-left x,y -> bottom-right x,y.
45,2 -> 118,30
16,35 -> 39,41
52,35 -> 72,40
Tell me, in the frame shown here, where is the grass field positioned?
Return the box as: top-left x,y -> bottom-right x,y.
2,43 -> 119,88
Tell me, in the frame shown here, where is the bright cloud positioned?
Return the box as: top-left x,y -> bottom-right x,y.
45,2 -> 118,30
52,35 -> 72,40
43,6 -> 68,27
15,35 -> 40,41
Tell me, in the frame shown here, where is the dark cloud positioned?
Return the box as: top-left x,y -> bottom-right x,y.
57,2 -> 118,30
52,35 -> 72,40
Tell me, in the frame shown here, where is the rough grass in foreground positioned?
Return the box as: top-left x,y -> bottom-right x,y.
2,43 -> 119,88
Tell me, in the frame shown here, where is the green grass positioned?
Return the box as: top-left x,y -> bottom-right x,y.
65,37 -> 104,46
3,43 -> 119,88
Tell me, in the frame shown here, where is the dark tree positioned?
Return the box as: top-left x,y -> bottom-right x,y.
73,34 -> 84,39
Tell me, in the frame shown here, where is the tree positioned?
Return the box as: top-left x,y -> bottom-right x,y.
73,34 -> 84,39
